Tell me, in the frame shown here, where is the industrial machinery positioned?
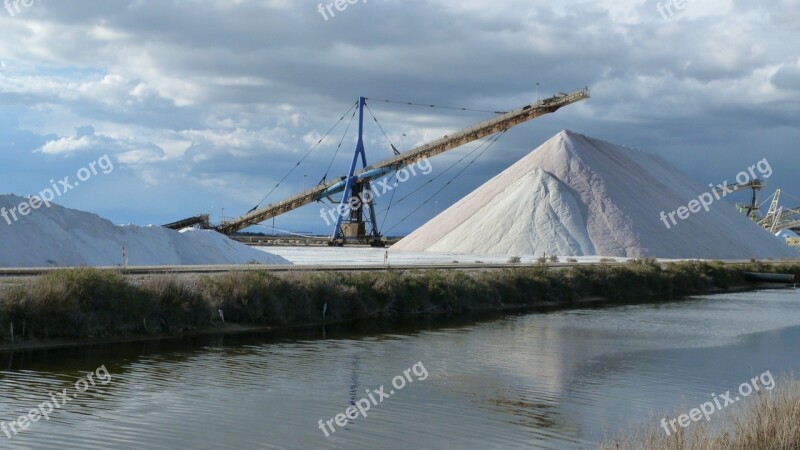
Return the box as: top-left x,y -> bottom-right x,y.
754,189 -> 800,232
162,215 -> 210,231
713,179 -> 764,220
714,182 -> 800,235
759,189 -> 783,230
193,88 -> 591,245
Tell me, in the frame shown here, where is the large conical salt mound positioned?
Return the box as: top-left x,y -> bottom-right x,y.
393,131 -> 798,259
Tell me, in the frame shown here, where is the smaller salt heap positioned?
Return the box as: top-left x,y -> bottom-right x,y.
0,194 -> 290,267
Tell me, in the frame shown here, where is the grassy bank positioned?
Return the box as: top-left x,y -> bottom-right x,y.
602,376 -> 800,449
0,259 -> 797,343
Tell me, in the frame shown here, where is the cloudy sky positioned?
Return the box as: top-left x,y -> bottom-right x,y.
0,0 -> 798,235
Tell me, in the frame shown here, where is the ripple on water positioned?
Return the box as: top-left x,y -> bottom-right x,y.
0,289 -> 798,449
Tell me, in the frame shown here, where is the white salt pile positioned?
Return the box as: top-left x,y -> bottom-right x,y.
0,194 -> 290,267
394,130 -> 798,260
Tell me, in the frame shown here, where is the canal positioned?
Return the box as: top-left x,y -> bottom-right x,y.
1,289 -> 798,449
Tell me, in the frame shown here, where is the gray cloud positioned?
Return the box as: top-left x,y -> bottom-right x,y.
0,0 -> 797,233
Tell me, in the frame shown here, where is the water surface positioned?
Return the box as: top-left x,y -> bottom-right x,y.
1,289 -> 798,449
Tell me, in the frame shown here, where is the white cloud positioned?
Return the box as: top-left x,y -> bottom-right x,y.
117,149 -> 163,165
39,135 -> 94,155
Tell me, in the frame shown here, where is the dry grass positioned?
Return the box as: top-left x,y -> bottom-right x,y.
0,261 -> 798,341
602,377 -> 800,450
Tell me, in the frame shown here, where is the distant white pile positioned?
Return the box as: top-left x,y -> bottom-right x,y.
394,131 -> 798,260
0,194 -> 289,267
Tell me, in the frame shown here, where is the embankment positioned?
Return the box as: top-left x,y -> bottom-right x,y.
0,259 -> 798,351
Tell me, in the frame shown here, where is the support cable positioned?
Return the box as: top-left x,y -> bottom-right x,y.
384,130 -> 508,234
379,171 -> 400,232
782,190 -> 800,204
320,106 -> 358,184
364,101 -> 400,155
250,101 -> 358,211
377,132 -> 501,217
365,97 -> 508,115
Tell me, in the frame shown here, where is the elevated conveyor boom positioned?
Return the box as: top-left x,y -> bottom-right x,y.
215,88 -> 590,235
163,215 -> 210,230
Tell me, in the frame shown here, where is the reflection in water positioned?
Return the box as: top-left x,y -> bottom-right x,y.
0,289 -> 798,449
345,354 -> 359,432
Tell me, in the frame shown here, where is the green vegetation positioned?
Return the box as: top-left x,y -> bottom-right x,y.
0,260 -> 798,342
602,376 -> 800,450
